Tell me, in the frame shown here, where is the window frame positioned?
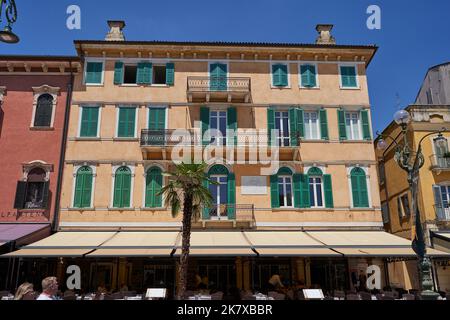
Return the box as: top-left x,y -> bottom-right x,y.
121,64 -> 139,86
110,165 -> 135,209
30,85 -> 60,130
348,166 -> 372,209
84,59 -> 105,86
115,105 -> 139,138
274,110 -> 291,147
278,175 -> 294,208
398,193 -> 411,218
209,109 -> 228,146
309,175 -> 325,208
339,63 -> 360,89
270,62 -> 291,89
303,110 -> 321,140
298,63 -> 320,89
344,111 -> 363,141
143,165 -> 165,209
78,105 -> 102,138
71,165 -> 96,209
151,64 -> 168,86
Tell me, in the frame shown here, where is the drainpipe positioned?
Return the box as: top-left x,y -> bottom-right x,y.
52,60 -> 75,232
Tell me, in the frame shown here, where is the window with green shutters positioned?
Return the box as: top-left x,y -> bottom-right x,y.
210,63 -> 228,91
272,64 -> 289,87
137,62 -> 152,85
350,167 -> 369,208
73,166 -> 93,208
145,167 -> 163,208
114,61 -> 124,85
85,62 -> 103,84
200,107 -> 210,146
227,107 -> 237,146
319,109 -> 329,140
113,166 -> 132,208
79,106 -> 100,137
117,106 -> 136,138
300,64 -> 317,88
166,63 -> 175,86
340,65 -> 358,88
360,109 -> 372,140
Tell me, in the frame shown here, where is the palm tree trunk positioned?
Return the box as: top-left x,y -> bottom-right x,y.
177,191 -> 193,300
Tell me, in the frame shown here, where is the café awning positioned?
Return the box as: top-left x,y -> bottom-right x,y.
244,231 -> 339,257
87,231 -> 179,257
0,223 -> 50,247
1,232 -> 118,258
174,232 -> 256,256
306,231 -> 450,257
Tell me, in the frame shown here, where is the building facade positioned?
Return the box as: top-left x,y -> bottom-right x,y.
415,62 -> 450,105
0,56 -> 79,289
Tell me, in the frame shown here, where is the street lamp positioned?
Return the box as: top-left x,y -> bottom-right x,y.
377,110 -> 444,300
0,0 -> 19,44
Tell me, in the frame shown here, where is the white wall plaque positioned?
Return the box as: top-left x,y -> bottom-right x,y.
241,176 -> 267,195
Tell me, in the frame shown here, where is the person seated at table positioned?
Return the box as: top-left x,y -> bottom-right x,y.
14,282 -> 35,300
267,274 -> 284,292
97,283 -> 108,295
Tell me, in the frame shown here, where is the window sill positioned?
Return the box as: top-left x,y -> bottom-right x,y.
140,207 -> 167,211
350,207 -> 373,211
340,140 -> 373,143
301,139 -> 329,143
17,208 -> 46,212
84,83 -> 104,87
67,207 -> 95,211
108,207 -> 136,211
339,86 -> 361,90
113,137 -> 139,141
30,127 -> 54,131
75,137 -> 101,141
271,86 -> 291,89
299,86 -> 320,90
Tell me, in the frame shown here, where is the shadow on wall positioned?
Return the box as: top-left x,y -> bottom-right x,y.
0,106 -> 4,138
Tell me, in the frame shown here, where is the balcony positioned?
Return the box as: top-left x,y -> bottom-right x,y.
198,204 -> 256,229
187,76 -> 251,103
430,155 -> 450,172
434,205 -> 450,222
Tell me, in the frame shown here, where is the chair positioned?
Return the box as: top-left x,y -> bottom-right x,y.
359,292 -> 373,301
211,292 -> 224,300
402,294 -> 415,300
346,294 -> 360,301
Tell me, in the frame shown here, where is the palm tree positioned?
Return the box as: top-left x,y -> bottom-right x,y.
159,162 -> 215,299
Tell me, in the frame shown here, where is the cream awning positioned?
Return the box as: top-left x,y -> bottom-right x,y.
435,233 -> 450,240
174,232 -> 256,256
307,231 -> 450,257
5,249 -> 92,258
244,231 -> 339,257
87,231 -> 179,257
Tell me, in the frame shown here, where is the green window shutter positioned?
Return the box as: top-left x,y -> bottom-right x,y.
341,66 -> 357,88
85,62 -> 103,84
148,108 -> 166,130
166,63 -> 175,86
227,173 -> 236,219
296,108 -> 304,139
118,107 -> 136,137
73,171 -> 84,208
270,175 -> 280,208
210,63 -> 227,91
273,64 -> 288,87
289,108 -> 298,147
293,174 -> 302,208
338,109 -> 347,141
319,109 -> 329,140
323,174 -> 334,208
351,168 -> 369,208
359,175 -> 369,207
200,107 -> 210,146
202,180 -> 210,220
114,61 -> 124,85
145,168 -> 162,208
137,62 -> 152,85
227,107 -> 237,146
113,170 -> 123,208
121,171 -> 132,208
301,65 -> 316,87
351,173 -> 360,207
80,107 -> 99,137
360,110 -> 372,140
299,174 -> 310,208
114,167 -> 132,208
272,65 -> 280,86
267,107 -> 275,146
280,64 -> 288,87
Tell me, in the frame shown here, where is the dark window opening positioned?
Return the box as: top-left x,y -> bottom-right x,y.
123,65 -> 138,84
153,66 -> 167,84
34,94 -> 53,127
14,168 -> 50,210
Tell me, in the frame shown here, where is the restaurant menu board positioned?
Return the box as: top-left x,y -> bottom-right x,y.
303,289 -> 325,300
146,288 -> 167,299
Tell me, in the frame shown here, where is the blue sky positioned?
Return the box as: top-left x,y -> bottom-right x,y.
1,0 -> 449,132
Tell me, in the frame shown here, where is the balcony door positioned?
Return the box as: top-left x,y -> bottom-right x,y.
210,63 -> 227,91
209,175 -> 228,220
275,111 -> 290,147
210,110 -> 227,146
148,107 -> 166,145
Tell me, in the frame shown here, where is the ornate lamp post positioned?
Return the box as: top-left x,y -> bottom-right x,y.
377,109 -> 444,300
0,0 -> 19,43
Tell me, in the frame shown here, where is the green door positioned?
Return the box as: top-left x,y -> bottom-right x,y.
210,63 -> 227,91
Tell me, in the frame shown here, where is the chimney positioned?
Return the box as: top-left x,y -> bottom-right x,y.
105,20 -> 126,41
315,24 -> 336,45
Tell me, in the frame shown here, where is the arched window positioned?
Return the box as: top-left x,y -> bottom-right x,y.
73,166 -> 93,208
204,165 -> 235,220
350,167 -> 369,208
14,167 -> 50,209
270,167 -> 294,208
113,166 -> 132,208
308,167 -> 324,208
145,167 -> 163,208
34,94 -> 54,127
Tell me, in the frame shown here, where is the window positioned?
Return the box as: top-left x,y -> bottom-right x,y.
79,106 -> 100,137
434,137 -> 449,167
210,110 -> 227,146
304,112 -> 320,140
345,112 -> 361,140
275,111 -> 290,146
153,65 -> 167,85
205,165 -> 235,220
433,185 -> 450,221
381,202 -> 390,223
278,176 -> 293,207
14,168 -> 50,210
73,166 -> 93,208
378,162 -> 386,185
85,61 -> 104,85
300,64 -> 318,88
123,65 -> 138,84
117,106 -> 136,138
113,166 -> 132,208
145,167 -> 163,208
34,94 -> 53,127
350,167 -> 369,208
272,64 -> 289,87
340,65 -> 358,88
210,63 -> 228,91
397,193 -> 411,218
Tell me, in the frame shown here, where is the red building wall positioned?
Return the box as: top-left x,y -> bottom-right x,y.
0,74 -> 71,223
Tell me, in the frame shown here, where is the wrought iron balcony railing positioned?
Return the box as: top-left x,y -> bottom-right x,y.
202,204 -> 255,223
430,155 -> 450,170
434,205 -> 450,222
187,77 -> 251,93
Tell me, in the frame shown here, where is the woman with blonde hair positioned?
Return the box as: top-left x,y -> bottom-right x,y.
14,282 -> 35,300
